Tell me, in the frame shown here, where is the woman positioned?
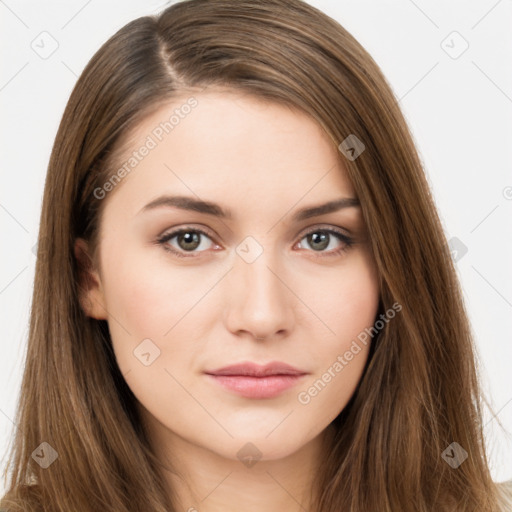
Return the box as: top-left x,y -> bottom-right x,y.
1,0 -> 511,510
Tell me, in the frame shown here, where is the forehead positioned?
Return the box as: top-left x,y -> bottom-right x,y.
101,90 -> 357,217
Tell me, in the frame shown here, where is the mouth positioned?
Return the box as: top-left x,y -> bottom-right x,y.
204,361 -> 308,399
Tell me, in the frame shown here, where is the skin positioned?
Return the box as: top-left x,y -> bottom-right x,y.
76,89 -> 380,512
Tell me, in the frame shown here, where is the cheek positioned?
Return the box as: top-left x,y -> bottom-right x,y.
103,260 -> 165,335
296,251 -> 379,417
100,239 -> 209,335
311,249 -> 380,342
99,252 -> 199,414
98,239 -> 226,377
97,241 -> 175,371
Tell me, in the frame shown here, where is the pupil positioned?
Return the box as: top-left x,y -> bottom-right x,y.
179,232 -> 200,251
309,232 -> 329,251
176,231 -> 330,252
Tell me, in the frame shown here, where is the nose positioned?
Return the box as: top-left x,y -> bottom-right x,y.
223,248 -> 295,341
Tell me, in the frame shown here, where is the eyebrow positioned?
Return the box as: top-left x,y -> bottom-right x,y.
139,195 -> 360,222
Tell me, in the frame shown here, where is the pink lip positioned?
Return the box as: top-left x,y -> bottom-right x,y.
204,362 -> 308,399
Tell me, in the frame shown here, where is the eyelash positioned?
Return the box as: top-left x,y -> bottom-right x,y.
155,225 -> 354,259
156,226 -> 354,258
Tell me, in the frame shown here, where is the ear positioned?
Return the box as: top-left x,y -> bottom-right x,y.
74,238 -> 108,320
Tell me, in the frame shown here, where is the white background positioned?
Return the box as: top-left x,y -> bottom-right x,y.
1,0 -> 511,493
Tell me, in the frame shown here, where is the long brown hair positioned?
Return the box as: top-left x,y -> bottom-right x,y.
1,0 -> 510,510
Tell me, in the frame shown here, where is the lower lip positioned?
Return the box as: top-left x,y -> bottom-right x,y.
206,374 -> 306,399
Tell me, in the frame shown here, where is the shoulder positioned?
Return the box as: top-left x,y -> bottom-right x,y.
0,483 -> 44,512
496,479 -> 512,512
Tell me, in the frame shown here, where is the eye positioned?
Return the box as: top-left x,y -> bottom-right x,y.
156,227 -> 219,258
156,225 -> 354,259
295,226 -> 353,257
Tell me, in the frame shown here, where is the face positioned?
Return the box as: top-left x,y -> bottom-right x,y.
77,89 -> 380,463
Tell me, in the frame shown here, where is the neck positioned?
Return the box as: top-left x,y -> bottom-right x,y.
142,412 -> 337,512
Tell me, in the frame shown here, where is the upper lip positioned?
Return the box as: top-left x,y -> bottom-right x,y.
205,361 -> 307,377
